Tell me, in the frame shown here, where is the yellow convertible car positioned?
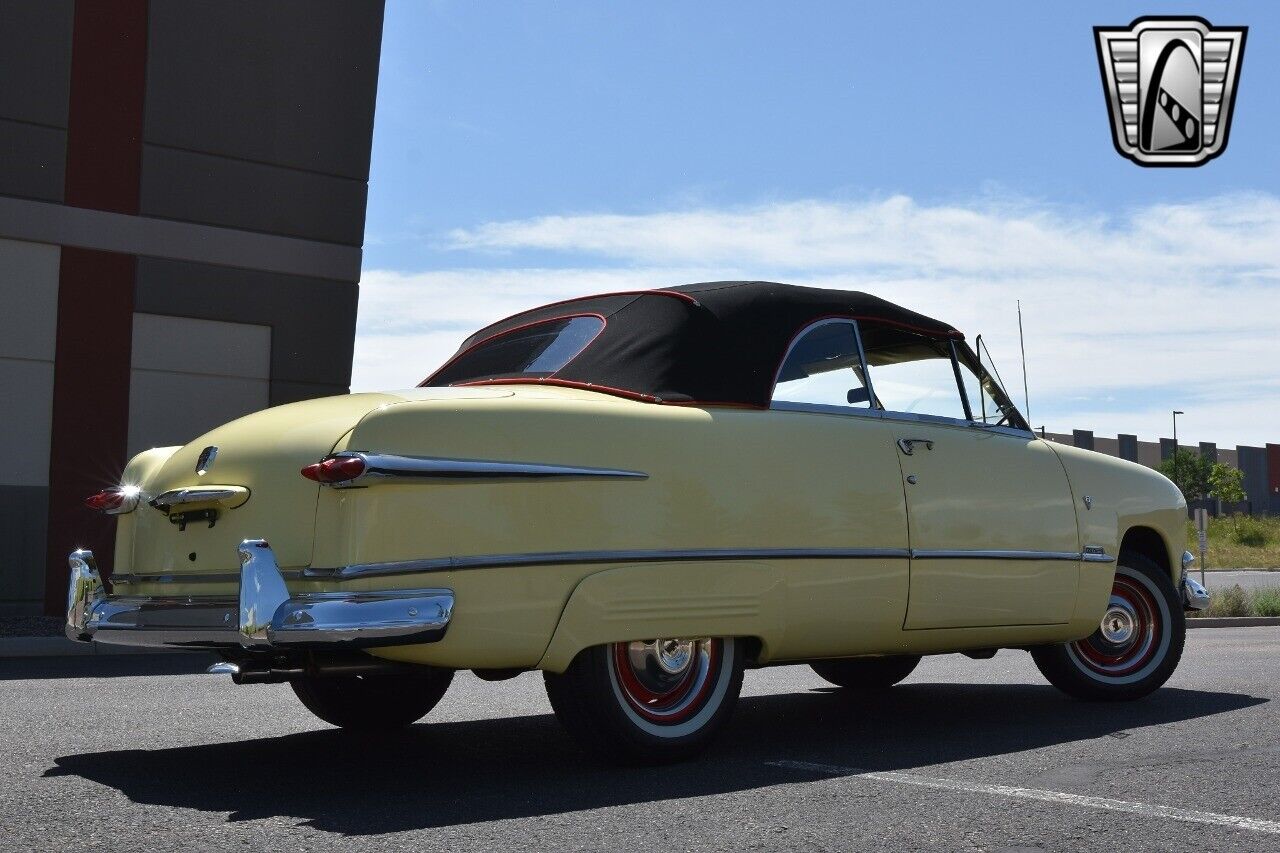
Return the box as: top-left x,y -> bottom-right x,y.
67,281 -> 1209,763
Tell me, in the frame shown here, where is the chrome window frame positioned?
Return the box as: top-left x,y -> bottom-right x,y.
769,318 -> 1033,438
769,318 -> 878,413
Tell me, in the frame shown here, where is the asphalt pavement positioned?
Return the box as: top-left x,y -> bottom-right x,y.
1202,570 -> 1280,591
2,630 -> 1278,852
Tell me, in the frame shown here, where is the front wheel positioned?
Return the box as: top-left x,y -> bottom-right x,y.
291,667 -> 454,730
1031,554 -> 1184,701
544,637 -> 746,764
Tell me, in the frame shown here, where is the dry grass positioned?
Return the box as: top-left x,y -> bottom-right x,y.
1189,584 -> 1280,618
1184,515 -> 1280,570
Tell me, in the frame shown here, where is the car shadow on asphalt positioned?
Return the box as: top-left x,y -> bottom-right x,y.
44,682 -> 1265,836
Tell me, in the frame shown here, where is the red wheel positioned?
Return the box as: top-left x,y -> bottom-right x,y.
1068,574 -> 1164,681
545,636 -> 745,764
1032,553 -> 1184,700
610,638 -> 722,724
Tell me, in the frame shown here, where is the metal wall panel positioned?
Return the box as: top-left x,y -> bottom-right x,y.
1238,446 -> 1268,517
0,0 -> 74,128
134,257 -> 357,390
139,145 -> 370,246
127,313 -> 272,456
0,485 -> 50,614
0,119 -> 66,202
143,0 -> 384,180
0,359 -> 55,487
0,238 -> 60,361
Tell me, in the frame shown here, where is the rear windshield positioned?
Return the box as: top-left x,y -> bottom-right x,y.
427,315 -> 604,386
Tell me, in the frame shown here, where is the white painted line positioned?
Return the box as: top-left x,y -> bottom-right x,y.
766,761 -> 1280,836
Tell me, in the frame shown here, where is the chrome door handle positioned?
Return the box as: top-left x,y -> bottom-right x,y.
897,438 -> 934,455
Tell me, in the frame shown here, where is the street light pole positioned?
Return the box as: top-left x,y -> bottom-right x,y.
1172,409 -> 1184,495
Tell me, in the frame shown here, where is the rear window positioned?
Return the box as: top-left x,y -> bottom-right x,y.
428,315 -> 604,386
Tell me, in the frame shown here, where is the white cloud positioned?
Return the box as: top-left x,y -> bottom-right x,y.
356,194 -> 1280,448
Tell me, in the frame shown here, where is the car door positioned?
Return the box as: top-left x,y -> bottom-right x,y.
768,319 -> 912,656
859,325 -> 1081,629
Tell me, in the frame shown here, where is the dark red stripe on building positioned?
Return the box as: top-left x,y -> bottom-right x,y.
44,1 -> 149,614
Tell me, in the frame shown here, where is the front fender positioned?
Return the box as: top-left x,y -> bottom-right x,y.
536,561 -> 786,672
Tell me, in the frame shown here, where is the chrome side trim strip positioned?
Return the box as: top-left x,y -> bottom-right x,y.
112,545 -> 1116,586
310,547 -> 915,579
112,570 -> 308,585
910,549 -> 1087,561
310,546 -> 1110,579
330,451 -> 647,488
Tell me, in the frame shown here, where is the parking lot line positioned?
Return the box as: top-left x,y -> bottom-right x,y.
766,761 -> 1280,835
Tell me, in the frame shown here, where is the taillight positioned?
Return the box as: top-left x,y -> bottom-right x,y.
301,454 -> 367,484
84,486 -> 141,515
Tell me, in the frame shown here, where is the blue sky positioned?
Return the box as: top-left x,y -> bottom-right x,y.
356,1 -> 1280,447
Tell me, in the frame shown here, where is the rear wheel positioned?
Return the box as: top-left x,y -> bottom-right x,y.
1032,553 -> 1184,701
544,636 -> 745,765
291,667 -> 454,730
810,655 -> 921,689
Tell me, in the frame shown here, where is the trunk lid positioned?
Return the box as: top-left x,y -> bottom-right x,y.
122,392 -> 404,577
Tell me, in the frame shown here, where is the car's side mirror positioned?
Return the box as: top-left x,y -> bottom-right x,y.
846,387 -> 870,405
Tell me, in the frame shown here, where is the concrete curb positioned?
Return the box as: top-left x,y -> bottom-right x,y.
0,637 -> 201,658
1187,617 -> 1280,628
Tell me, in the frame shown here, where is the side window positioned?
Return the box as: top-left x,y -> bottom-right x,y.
772,321 -> 873,409
861,329 -> 968,420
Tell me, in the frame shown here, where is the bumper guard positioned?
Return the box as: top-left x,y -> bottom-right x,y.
65,539 -> 453,650
1181,550 -> 1210,611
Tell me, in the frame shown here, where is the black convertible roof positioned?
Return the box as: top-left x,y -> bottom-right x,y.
426,281 -> 962,407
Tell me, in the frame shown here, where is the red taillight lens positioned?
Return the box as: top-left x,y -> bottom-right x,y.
85,490 -> 125,511
84,487 -> 140,514
301,455 -> 367,484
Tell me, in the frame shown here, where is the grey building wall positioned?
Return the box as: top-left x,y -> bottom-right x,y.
134,257 -> 359,405
0,0 -> 73,203
140,0 -> 384,245
0,1 -> 385,615
1118,434 -> 1138,463
1238,447 -> 1269,517
1072,430 -> 1094,450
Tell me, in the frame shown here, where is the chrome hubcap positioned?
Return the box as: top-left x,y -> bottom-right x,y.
626,638 -> 698,679
654,639 -> 694,674
612,637 -> 720,724
1100,605 -> 1136,643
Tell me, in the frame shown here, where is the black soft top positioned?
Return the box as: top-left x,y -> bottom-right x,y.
426,281 -> 962,407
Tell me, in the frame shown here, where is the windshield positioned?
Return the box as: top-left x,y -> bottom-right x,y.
427,315 -> 604,386
960,337 -> 1028,429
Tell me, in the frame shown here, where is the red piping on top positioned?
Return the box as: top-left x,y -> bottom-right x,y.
455,377 -> 662,403
420,312 -> 607,387
425,307 -> 962,409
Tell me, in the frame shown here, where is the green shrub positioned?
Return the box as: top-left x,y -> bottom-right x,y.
1231,517 -> 1270,548
1207,584 -> 1251,618
1252,588 -> 1280,618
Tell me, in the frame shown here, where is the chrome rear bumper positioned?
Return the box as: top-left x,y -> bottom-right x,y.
65,539 -> 453,650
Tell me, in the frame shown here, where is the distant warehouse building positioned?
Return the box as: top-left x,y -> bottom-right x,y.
0,1 -> 385,615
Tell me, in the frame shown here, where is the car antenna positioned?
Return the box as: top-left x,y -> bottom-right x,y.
1017,300 -> 1031,424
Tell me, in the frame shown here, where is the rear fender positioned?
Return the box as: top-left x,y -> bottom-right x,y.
536,561 -> 785,673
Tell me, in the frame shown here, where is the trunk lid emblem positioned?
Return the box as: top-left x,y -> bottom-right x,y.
196,446 -> 218,476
